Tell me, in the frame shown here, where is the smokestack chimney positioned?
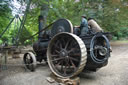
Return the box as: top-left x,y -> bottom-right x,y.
38,15 -> 44,40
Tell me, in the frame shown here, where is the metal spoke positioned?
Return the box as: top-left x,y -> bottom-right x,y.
61,60 -> 64,71
65,39 -> 71,50
55,60 -> 63,67
56,40 -> 63,49
30,57 -> 33,63
54,40 -> 60,48
61,38 -> 66,48
64,62 -> 67,75
59,43 -> 63,49
55,50 -> 60,54
66,57 -> 70,68
68,59 -> 71,69
69,57 -> 79,62
51,54 -> 59,57
70,59 -> 77,70
69,53 -> 81,57
51,57 -> 65,62
72,42 -> 78,47
68,41 -> 78,49
54,40 -> 62,49
26,57 -> 31,64
26,58 -> 30,63
68,48 -> 76,53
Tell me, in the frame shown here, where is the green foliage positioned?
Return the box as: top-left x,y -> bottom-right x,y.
0,0 -> 12,44
85,0 -> 128,40
0,0 -> 128,45
0,1 -> 11,29
103,0 -> 128,39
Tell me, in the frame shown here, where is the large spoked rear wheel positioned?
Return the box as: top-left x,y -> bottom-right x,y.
47,32 -> 87,78
23,52 -> 37,71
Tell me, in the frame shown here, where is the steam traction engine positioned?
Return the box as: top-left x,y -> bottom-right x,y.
23,16 -> 111,78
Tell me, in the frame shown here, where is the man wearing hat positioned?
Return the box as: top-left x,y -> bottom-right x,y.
80,14 -> 89,35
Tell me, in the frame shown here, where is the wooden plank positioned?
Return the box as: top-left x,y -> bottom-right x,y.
50,73 -> 80,85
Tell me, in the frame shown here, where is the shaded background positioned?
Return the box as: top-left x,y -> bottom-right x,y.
0,0 -> 128,45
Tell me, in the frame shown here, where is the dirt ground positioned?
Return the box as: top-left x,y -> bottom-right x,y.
0,41 -> 128,85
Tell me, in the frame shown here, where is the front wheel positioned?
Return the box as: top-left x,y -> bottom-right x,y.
23,52 -> 37,71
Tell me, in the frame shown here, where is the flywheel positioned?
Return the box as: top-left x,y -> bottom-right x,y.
51,19 -> 73,37
47,32 -> 87,78
90,33 -> 110,63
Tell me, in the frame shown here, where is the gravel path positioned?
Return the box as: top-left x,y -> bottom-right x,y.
80,43 -> 128,85
0,42 -> 128,85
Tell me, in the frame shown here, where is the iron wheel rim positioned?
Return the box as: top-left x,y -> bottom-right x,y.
47,32 -> 87,78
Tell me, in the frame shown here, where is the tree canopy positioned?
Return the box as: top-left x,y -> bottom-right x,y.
0,0 -> 128,45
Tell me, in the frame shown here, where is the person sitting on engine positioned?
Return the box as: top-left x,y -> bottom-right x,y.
74,14 -> 88,36
80,15 -> 89,36
88,18 -> 103,33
